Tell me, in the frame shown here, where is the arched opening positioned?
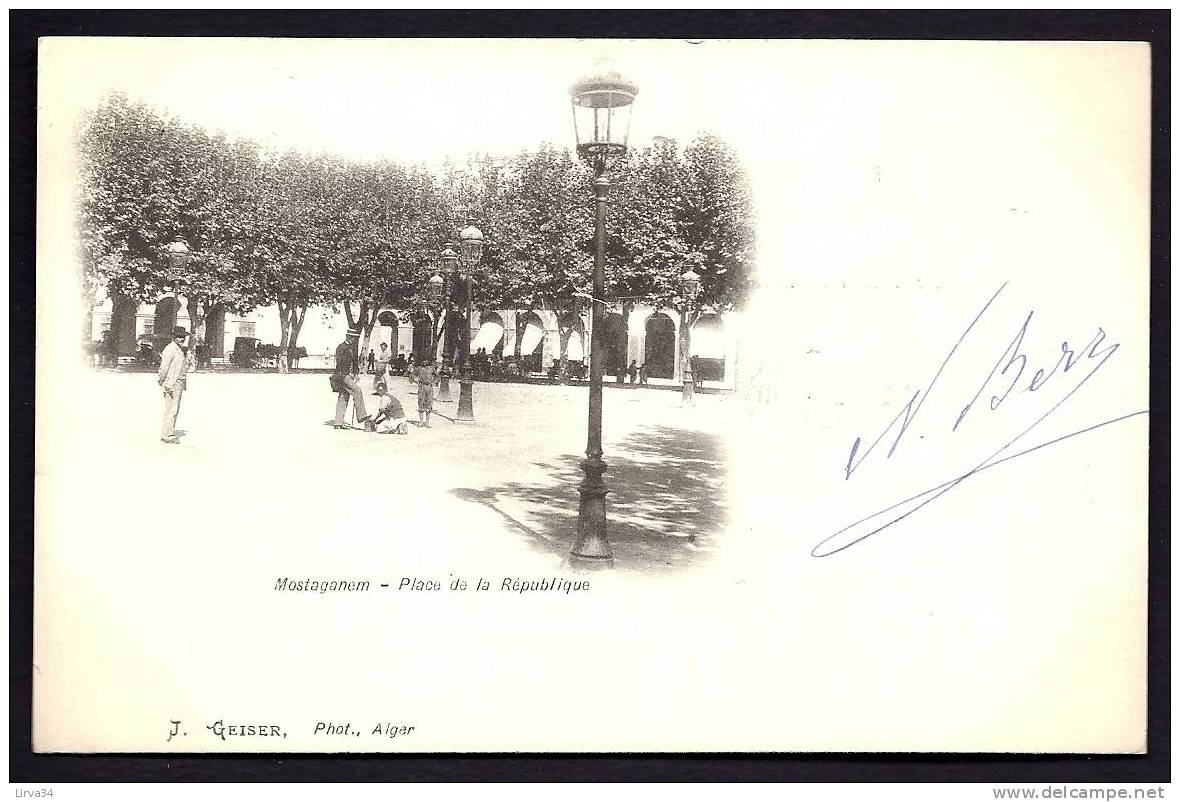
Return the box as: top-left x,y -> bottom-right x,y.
516,311 -> 545,375
601,313 -> 627,377
555,313 -> 587,379
110,294 -> 138,355
473,311 -> 505,357
691,314 -> 726,381
153,296 -> 180,351
643,313 -> 676,379
372,309 -> 398,368
376,310 -> 399,357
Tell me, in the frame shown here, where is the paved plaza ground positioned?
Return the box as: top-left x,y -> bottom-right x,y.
50,369 -> 733,577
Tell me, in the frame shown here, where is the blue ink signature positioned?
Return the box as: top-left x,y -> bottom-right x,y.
813,282 -> 1148,558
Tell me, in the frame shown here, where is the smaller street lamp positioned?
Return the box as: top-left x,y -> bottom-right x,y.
456,225 -> 484,422
163,237 -> 191,297
164,236 -> 191,268
427,273 -> 445,305
679,268 -> 701,407
162,237 -> 192,348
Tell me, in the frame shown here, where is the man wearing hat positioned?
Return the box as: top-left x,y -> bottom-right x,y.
157,326 -> 191,444
332,328 -> 374,431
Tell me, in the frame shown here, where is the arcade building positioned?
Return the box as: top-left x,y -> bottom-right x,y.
90,296 -> 739,389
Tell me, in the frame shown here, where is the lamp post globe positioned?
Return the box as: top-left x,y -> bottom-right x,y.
165,236 -> 191,263
569,63 -> 638,175
427,273 -> 444,305
569,62 -> 638,568
458,225 -> 484,268
164,237 -> 191,287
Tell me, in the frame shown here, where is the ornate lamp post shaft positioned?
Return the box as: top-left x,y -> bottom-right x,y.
567,61 -> 638,567
437,247 -> 459,403
456,226 -> 483,422
437,281 -> 453,402
570,174 -> 613,563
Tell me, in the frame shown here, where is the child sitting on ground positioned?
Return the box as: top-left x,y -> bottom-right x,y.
372,381 -> 409,435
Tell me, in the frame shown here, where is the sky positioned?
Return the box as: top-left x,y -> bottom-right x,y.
39,37 -> 1150,291
40,38 -> 740,165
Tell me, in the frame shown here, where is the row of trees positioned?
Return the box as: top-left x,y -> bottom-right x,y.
77,93 -> 755,374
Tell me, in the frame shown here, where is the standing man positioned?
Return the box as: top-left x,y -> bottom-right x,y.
366,348 -> 376,374
333,328 -> 374,431
158,326 -> 190,445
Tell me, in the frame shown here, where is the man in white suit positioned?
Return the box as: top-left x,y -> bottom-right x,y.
157,326 -> 190,444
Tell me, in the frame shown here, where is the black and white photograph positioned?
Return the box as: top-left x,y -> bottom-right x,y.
21,20 -> 1160,773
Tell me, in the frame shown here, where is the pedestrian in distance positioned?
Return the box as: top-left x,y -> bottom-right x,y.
628,359 -> 638,384
690,354 -> 703,391
639,362 -> 648,384
366,349 -> 376,374
375,342 -> 390,382
158,326 -> 190,445
101,329 -> 117,368
331,328 -> 374,431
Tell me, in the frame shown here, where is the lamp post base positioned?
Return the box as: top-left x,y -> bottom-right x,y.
570,455 -> 611,565
438,371 -> 452,402
456,374 -> 475,421
681,378 -> 695,407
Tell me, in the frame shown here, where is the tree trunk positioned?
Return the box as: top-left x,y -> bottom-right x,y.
620,301 -> 634,380
558,326 -> 570,384
343,301 -> 372,360
358,300 -> 377,364
109,290 -> 137,356
277,300 -> 292,374
288,302 -> 308,369
433,309 -> 447,357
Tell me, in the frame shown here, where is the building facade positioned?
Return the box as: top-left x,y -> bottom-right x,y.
91,296 -> 740,389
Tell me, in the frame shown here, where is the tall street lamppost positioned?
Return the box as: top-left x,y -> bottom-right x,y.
436,247 -> 459,402
455,225 -> 483,422
679,268 -> 701,407
568,63 -> 638,566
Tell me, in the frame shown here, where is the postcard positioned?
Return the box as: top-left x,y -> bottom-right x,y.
33,37 -> 1150,753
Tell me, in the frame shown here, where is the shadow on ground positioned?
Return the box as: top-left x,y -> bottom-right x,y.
451,425 -> 728,573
